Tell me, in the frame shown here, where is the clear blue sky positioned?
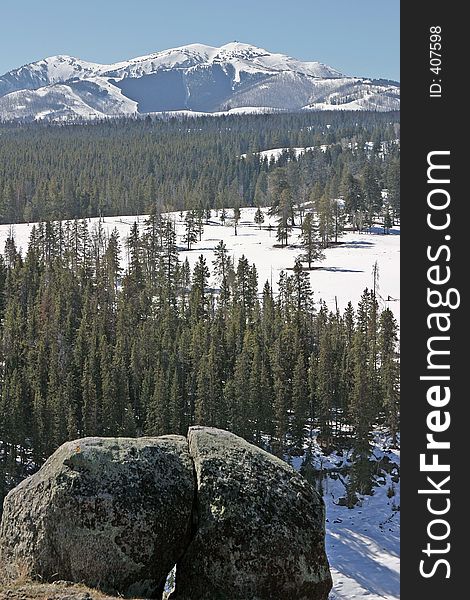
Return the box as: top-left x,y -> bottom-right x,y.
0,0 -> 399,80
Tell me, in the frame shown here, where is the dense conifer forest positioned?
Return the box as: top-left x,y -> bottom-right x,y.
0,111 -> 399,224
0,111 -> 400,509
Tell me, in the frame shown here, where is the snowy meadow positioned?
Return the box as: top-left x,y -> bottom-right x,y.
1,207 -> 400,322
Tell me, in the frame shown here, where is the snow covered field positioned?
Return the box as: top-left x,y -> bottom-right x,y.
1,207 -> 400,599
290,431 -> 400,600
1,207 -> 400,324
324,449 -> 399,599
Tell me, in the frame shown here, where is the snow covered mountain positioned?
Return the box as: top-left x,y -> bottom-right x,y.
0,43 -> 400,121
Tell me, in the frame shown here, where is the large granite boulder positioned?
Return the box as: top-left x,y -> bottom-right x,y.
0,428 -> 332,599
171,426 -> 332,600
0,436 -> 195,598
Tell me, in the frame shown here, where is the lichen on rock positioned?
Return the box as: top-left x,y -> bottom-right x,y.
0,436 -> 195,598
170,426 -> 332,600
0,428 -> 332,600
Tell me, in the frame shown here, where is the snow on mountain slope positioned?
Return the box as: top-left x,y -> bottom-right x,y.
96,42 -> 341,80
0,77 -> 138,121
304,82 -> 401,111
0,43 -> 342,96
0,43 -> 399,121
0,55 -> 105,97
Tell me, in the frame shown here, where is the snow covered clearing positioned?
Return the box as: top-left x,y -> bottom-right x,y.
240,146 -> 319,161
240,140 -> 400,164
1,207 -> 400,324
149,106 -> 282,119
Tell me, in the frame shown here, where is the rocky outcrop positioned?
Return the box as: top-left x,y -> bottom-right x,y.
0,429 -> 332,600
0,436 -> 195,598
171,427 -> 332,600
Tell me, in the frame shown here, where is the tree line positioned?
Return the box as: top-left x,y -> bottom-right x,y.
0,111 -> 399,225
0,216 -> 399,507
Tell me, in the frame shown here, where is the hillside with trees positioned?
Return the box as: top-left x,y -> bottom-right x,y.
0,110 -> 400,516
0,111 -> 399,225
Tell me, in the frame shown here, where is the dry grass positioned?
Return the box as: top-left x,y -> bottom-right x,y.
0,576 -> 147,600
0,560 -> 171,600
0,579 -> 170,600
0,563 -> 137,600
0,580 -> 118,600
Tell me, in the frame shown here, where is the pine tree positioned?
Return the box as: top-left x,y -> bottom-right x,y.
4,230 -> 19,269
361,163 -> 382,228
277,188 -> 295,247
316,326 -> 335,446
291,352 -> 308,453
271,327 -> 294,456
183,210 -> 198,250
212,240 -> 234,307
233,255 -> 256,312
103,228 -> 122,297
291,257 -> 313,316
168,369 -> 186,435
195,205 -> 204,241
233,204 -> 241,236
300,213 -> 324,269
161,218 -> 179,305
82,358 -> 98,436
386,157 -> 400,221
195,345 -> 222,428
147,366 -> 170,436
249,340 -> 267,444
253,172 -> 268,207
142,208 -> 162,282
348,290 -> 378,494
231,338 -> 253,440
220,207 -> 228,226
383,207 -> 393,234
332,199 -> 346,243
378,309 -> 400,445
341,170 -> 364,231
126,222 -> 143,280
254,206 -> 265,229
316,194 -> 335,248
190,255 -> 211,321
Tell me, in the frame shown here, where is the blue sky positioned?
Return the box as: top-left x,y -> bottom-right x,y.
1,0 -> 399,80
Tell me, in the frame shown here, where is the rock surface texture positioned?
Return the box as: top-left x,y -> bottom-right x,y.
0,436 -> 194,598
170,427 -> 332,600
0,428 -> 332,600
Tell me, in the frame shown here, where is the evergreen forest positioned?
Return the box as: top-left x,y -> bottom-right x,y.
0,111 -> 400,509
0,111 -> 399,224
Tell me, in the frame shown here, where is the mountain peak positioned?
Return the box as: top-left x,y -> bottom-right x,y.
42,54 -> 77,62
219,41 -> 264,52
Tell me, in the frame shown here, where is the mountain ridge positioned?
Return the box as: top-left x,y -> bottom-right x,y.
0,42 -> 399,121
